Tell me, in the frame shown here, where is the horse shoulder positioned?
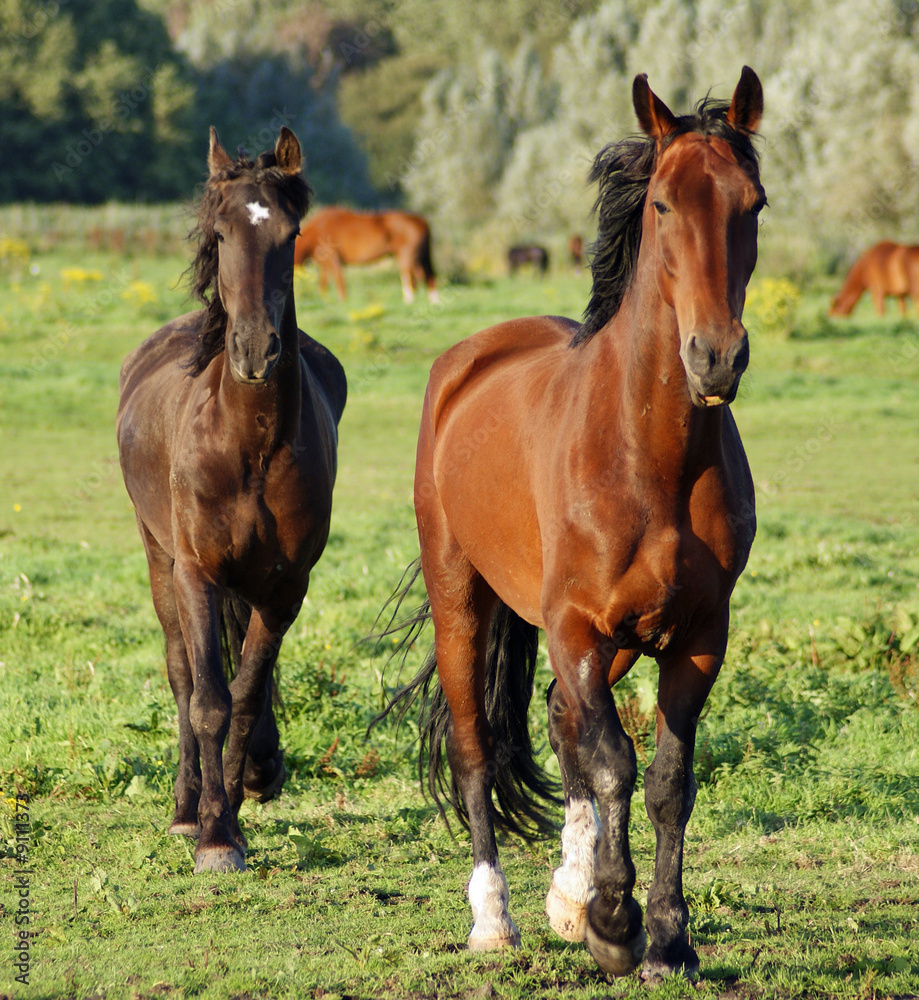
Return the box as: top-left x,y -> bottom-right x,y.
118,312 -> 202,394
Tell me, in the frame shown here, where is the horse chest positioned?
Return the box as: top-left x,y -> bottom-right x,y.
594,517 -> 739,655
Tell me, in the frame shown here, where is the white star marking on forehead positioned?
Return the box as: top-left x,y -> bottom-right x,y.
246,202 -> 270,226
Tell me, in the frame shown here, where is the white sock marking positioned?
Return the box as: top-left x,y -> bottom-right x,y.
552,797 -> 599,904
467,861 -> 519,947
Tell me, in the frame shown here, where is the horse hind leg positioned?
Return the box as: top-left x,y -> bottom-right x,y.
421,547 -> 520,949
398,257 -> 416,303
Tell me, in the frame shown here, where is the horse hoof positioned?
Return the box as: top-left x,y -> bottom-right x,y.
640,962 -> 699,984
585,924 -> 647,977
546,882 -> 588,941
168,821 -> 200,839
468,928 -> 521,952
193,846 -> 246,873
640,944 -> 700,983
243,756 -> 287,802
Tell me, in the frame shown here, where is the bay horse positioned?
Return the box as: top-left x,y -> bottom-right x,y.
117,127 -> 346,873
378,67 -> 765,980
508,244 -> 550,277
294,206 -> 438,304
829,240 -> 919,316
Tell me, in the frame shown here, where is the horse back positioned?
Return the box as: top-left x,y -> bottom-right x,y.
298,329 -> 347,424
427,315 -> 578,428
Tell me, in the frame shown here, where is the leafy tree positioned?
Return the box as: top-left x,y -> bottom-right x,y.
0,0 -> 197,202
402,41 -> 556,236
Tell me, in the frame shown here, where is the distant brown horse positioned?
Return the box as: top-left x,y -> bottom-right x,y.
117,127 -> 346,873
568,233 -> 584,272
378,68 -> 764,981
294,206 -> 438,303
829,240 -> 919,316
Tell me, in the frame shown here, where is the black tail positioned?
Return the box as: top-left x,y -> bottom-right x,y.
220,595 -> 250,681
372,559 -> 560,839
416,229 -> 436,285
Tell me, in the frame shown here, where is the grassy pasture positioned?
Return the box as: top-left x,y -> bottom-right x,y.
1,241 -> 918,1000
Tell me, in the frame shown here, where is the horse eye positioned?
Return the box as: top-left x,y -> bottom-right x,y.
751,197 -> 767,217
214,230 -> 225,243
652,201 -> 670,216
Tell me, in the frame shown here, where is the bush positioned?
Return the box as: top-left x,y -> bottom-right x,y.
744,277 -> 801,340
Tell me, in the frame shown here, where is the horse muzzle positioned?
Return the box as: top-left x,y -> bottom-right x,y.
228,328 -> 281,384
680,329 -> 749,407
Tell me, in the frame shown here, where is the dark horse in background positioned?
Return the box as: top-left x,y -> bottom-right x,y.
294,206 -> 438,304
117,128 -> 346,873
508,244 -> 550,277
829,240 -> 919,317
378,68 -> 764,980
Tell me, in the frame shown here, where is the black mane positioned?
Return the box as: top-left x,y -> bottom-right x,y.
184,148 -> 312,377
574,97 -> 760,346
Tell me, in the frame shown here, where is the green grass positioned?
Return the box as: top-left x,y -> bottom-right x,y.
1,248 -> 918,999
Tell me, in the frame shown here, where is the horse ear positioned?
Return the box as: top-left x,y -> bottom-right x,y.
208,127 -> 233,175
727,66 -> 763,135
275,127 -> 302,176
633,74 -> 678,141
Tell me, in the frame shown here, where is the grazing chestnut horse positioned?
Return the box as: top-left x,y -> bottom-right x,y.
294,206 -> 438,304
117,128 -> 346,873
829,240 -> 919,316
378,68 -> 764,980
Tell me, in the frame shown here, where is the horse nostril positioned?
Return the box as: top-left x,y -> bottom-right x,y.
730,334 -> 750,373
266,333 -> 280,361
686,334 -> 716,375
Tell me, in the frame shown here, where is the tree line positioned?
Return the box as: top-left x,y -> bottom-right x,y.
3,0 -> 918,273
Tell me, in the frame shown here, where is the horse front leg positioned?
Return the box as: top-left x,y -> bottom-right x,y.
437,590 -> 521,951
222,608 -> 293,848
173,559 -> 242,873
138,525 -> 201,837
546,614 -> 646,977
545,647 -> 640,943
641,619 -> 725,982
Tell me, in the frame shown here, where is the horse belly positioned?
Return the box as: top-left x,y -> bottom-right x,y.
338,224 -> 389,264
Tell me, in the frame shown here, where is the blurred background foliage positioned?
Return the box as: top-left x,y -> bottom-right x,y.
3,0 -> 919,275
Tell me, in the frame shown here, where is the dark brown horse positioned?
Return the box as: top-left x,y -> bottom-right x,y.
379,68 -> 764,980
117,128 -> 346,873
829,240 -> 919,316
507,244 -> 550,277
294,206 -> 438,304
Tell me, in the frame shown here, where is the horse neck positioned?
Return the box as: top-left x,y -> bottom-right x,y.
592,260 -> 723,488
216,292 -> 302,453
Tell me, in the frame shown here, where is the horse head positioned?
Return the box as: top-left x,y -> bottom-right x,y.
206,127 -> 306,385
636,67 -> 765,407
